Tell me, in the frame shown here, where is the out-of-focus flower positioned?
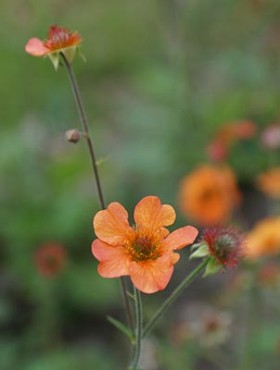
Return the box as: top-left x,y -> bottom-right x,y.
206,140 -> 228,162
261,123 -> 280,150
35,243 -> 66,277
179,165 -> 240,226
191,226 -> 244,275
246,217 -> 280,259
206,120 -> 256,162
193,310 -> 232,347
92,195 -> 198,294
25,25 -> 82,69
170,304 -> 232,348
216,120 -> 256,143
233,120 -> 256,139
257,167 -> 280,198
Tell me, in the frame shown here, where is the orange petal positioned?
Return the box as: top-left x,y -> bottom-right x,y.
25,38 -> 49,56
93,202 -> 134,245
164,226 -> 198,251
129,254 -> 174,294
91,239 -> 130,277
134,196 -> 176,232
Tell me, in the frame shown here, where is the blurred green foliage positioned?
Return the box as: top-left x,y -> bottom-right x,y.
1,0 -> 280,368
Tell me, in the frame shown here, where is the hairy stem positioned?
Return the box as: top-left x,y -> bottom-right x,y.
60,53 -> 105,209
129,287 -> 143,370
60,53 -> 133,334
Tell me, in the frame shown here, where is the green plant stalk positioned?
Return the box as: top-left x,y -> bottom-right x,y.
60,52 -> 105,209
129,287 -> 143,370
60,53 -> 134,334
143,257 -> 210,338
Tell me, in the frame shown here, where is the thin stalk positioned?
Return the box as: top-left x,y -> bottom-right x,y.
143,258 -> 210,338
129,287 -> 143,370
60,52 -> 105,209
60,53 -> 133,334
121,277 -> 135,333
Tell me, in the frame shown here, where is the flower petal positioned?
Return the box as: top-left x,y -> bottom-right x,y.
25,38 -> 49,56
134,196 -> 176,233
93,202 -> 134,245
164,226 -> 198,251
129,254 -> 174,294
91,239 -> 130,277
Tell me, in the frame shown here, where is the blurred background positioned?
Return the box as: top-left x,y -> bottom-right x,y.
1,0 -> 280,369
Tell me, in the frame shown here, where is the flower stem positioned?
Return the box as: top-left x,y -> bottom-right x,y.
143,257 -> 210,338
60,53 -> 133,334
121,277 -> 135,334
129,287 -> 143,370
60,52 -> 105,209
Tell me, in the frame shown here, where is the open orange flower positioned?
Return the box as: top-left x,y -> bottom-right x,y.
246,217 -> 280,259
179,165 -> 240,226
91,196 -> 198,294
257,167 -> 280,198
25,25 -> 82,69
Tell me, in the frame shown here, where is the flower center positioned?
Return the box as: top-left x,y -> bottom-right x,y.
128,237 -> 161,262
200,188 -> 219,202
214,234 -> 235,260
44,26 -> 81,51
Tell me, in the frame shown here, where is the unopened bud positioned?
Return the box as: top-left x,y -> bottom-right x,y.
65,129 -> 81,143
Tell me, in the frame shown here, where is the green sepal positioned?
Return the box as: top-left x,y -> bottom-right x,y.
47,52 -> 60,70
190,243 -> 209,259
107,316 -> 134,342
203,257 -> 222,277
63,47 -> 77,63
77,47 -> 87,62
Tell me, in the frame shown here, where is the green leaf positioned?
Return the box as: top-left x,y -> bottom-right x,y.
107,316 -> 134,341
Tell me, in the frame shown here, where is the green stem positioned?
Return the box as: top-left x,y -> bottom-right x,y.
60,53 -> 134,335
129,287 -> 143,370
121,277 -> 135,334
143,258 -> 210,338
60,53 -> 105,209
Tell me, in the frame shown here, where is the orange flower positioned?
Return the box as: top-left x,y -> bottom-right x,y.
246,217 -> 280,259
206,120 -> 256,162
179,165 -> 240,226
91,196 -> 198,294
25,25 -> 82,69
257,167 -> 280,198
216,120 -> 256,144
35,243 -> 66,277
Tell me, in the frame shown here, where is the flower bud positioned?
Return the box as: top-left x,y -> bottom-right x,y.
191,226 -> 245,276
65,129 -> 81,143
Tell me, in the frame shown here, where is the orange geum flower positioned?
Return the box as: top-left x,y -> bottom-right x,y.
179,165 -> 240,226
25,25 -> 82,69
91,195 -> 198,294
257,167 -> 280,198
246,217 -> 280,259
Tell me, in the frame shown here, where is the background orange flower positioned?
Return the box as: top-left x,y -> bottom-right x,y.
35,243 -> 66,277
246,217 -> 280,259
179,165 -> 240,226
257,167 -> 280,198
92,196 -> 198,294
